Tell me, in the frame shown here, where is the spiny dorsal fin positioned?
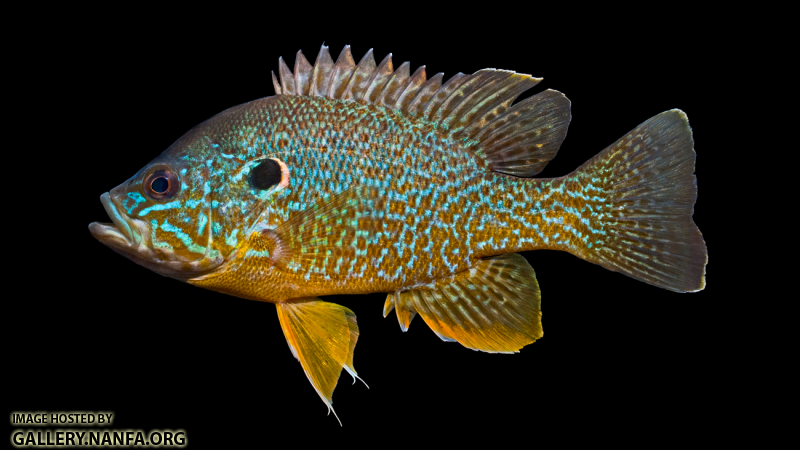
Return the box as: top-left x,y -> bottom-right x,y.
275,45 -> 571,176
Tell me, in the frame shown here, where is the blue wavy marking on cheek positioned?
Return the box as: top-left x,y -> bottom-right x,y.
150,219 -> 171,250
124,192 -> 147,214
160,220 -> 207,254
138,200 -> 182,217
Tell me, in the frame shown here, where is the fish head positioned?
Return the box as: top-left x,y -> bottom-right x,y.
89,107 -> 290,281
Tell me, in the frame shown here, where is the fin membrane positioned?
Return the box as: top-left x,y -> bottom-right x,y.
274,45 -> 571,176
386,253 -> 542,353
570,109 -> 707,292
276,298 -> 362,423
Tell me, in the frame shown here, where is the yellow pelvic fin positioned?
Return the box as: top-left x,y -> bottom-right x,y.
387,253 -> 542,353
276,298 -> 364,424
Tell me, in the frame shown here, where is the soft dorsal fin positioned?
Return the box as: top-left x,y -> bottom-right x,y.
273,45 -> 572,176
384,253 -> 543,353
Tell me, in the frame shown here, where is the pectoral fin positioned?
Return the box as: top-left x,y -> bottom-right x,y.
273,184 -> 402,275
386,253 -> 542,353
276,298 -> 364,423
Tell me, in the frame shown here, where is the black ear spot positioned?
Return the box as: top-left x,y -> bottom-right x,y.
249,159 -> 282,190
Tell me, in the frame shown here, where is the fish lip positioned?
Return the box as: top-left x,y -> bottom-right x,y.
89,192 -> 134,246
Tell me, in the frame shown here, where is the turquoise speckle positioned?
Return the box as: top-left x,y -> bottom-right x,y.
124,192 -> 147,214
138,200 -> 182,216
160,220 -> 206,254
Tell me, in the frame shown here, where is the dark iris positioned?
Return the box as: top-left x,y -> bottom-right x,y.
249,159 -> 282,190
151,177 -> 169,193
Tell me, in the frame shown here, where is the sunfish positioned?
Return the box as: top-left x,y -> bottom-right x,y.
89,44 -> 707,422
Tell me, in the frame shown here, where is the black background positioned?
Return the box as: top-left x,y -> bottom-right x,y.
8,11 -> 732,447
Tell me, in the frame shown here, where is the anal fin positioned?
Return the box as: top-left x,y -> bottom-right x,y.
387,254 -> 542,353
276,298 -> 365,424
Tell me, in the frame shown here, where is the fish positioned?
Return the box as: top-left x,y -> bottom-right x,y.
89,44 -> 707,422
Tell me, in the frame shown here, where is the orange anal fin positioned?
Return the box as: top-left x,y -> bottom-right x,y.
399,254 -> 543,353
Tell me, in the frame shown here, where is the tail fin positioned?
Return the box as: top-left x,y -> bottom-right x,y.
571,110 -> 707,292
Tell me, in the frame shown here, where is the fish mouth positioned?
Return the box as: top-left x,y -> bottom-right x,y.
89,192 -> 136,247
89,191 -> 225,280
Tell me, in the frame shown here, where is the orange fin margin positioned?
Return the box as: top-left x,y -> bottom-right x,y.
387,254 -> 543,353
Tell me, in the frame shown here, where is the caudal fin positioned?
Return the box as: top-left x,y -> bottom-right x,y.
571,110 -> 707,292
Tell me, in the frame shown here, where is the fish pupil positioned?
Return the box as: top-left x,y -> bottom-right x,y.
249,159 -> 281,190
151,177 -> 169,193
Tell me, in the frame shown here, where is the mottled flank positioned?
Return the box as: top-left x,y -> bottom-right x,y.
89,44 -> 707,421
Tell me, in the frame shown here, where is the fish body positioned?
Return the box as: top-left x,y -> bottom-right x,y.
89,45 -> 707,421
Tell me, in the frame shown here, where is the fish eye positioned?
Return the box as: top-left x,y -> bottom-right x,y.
249,159 -> 282,190
144,168 -> 180,201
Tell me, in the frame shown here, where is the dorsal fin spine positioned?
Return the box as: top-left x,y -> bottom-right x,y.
271,71 -> 282,95
376,61 -> 410,107
395,66 -> 427,111
362,53 -> 394,103
406,72 -> 444,116
278,57 -> 295,96
343,48 -> 376,100
294,50 -> 313,96
327,45 -> 356,99
309,45 -> 335,97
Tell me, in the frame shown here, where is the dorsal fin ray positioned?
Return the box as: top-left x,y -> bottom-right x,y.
274,45 -> 572,176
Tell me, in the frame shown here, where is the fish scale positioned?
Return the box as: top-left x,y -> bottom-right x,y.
90,45 -> 706,421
